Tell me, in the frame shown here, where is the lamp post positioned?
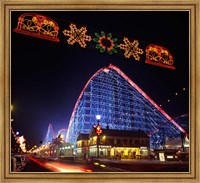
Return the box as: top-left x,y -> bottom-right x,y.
95,115 -> 102,159
181,132 -> 185,152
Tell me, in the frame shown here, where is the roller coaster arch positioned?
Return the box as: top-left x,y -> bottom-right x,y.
66,64 -> 187,149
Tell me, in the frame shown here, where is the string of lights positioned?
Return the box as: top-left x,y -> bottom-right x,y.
158,87 -> 187,108
11,127 -> 27,153
11,104 -> 27,153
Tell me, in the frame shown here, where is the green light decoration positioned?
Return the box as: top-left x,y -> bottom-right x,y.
93,31 -> 118,55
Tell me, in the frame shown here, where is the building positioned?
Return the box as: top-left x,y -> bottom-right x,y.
77,134 -> 90,159
37,140 -> 74,158
77,127 -> 150,160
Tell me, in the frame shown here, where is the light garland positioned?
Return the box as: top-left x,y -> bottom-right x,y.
11,127 -> 27,153
13,13 -> 176,70
159,87 -> 187,108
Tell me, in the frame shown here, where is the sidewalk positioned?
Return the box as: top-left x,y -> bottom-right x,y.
82,158 -> 189,165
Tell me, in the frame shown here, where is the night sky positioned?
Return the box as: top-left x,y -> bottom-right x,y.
11,11 -> 189,148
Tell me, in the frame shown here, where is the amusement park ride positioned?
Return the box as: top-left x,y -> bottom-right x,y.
43,64 -> 188,150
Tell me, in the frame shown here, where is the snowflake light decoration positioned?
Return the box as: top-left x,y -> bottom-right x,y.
93,31 -> 118,55
63,23 -> 92,48
119,37 -> 144,61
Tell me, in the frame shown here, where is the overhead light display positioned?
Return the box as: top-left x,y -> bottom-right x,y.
119,37 -> 144,60
63,23 -> 92,48
13,13 -> 176,70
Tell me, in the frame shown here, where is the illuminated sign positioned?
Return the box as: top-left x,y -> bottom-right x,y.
159,152 -> 165,161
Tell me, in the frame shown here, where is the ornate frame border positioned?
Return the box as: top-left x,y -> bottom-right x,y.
0,0 -> 199,183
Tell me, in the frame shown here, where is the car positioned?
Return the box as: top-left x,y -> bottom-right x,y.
11,157 -> 22,172
14,155 -> 26,169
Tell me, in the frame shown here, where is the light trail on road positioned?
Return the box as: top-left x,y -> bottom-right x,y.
45,162 -> 87,172
27,156 -> 93,172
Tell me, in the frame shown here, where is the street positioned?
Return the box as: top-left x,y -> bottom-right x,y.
22,156 -> 51,172
95,159 -> 189,172
21,156 -> 189,172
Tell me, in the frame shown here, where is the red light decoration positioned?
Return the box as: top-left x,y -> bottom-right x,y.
95,124 -> 102,136
13,13 -> 60,42
145,44 -> 175,70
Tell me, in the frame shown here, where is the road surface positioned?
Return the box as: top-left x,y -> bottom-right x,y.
22,156 -> 189,172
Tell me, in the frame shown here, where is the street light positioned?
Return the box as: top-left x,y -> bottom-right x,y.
11,104 -> 14,112
96,115 -> 101,121
95,115 -> 102,159
11,104 -> 14,123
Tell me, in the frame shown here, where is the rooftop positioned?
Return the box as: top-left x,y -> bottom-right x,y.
90,128 -> 149,138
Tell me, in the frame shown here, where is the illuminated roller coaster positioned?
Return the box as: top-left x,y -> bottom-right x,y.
43,125 -> 68,144
43,123 -> 55,145
65,64 -> 187,149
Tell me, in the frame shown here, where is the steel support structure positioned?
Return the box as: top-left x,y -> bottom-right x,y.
66,64 -> 187,149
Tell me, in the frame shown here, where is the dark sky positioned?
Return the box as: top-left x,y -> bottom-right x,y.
11,11 -> 189,148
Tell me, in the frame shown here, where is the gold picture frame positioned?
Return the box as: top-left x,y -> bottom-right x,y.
0,0 -> 199,182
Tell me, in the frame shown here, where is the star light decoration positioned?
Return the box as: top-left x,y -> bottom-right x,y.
119,37 -> 144,61
63,23 -> 92,48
